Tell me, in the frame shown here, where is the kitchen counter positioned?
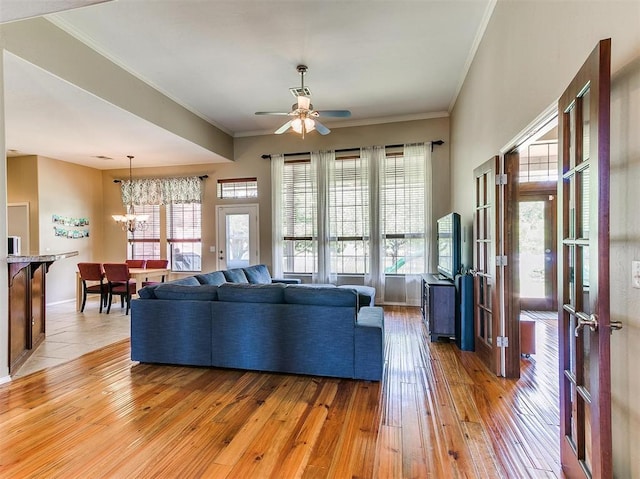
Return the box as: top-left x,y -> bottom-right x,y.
7,251 -> 78,263
7,250 -> 78,374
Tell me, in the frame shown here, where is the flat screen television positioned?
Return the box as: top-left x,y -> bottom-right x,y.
436,212 -> 461,280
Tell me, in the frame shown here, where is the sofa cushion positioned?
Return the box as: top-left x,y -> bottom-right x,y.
153,284 -> 219,301
223,268 -> 249,283
138,284 -> 158,299
169,276 -> 201,286
217,283 -> 285,303
243,264 -> 272,284
284,285 -> 357,307
195,271 -> 227,285
338,284 -> 376,307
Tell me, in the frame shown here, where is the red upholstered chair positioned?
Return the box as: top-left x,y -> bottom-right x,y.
77,263 -> 108,313
125,259 -> 146,268
103,263 -> 137,315
143,259 -> 169,287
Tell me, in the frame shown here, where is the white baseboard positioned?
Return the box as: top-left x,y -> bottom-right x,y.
0,375 -> 12,385
46,298 -> 76,307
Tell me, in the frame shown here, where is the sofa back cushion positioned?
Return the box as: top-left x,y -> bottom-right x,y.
153,284 -> 219,301
284,285 -> 357,307
242,264 -> 272,284
169,276 -> 201,286
217,282 -> 285,303
138,275 -> 199,299
195,271 -> 227,285
223,268 -> 249,283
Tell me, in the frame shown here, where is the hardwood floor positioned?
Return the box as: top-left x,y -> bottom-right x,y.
0,306 -> 561,478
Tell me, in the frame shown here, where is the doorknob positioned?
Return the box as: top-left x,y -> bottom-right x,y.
575,313 -> 598,337
609,320 -> 623,333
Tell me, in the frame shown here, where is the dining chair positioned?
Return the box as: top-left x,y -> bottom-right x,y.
142,259 -> 169,287
125,259 -> 146,268
103,263 -> 137,315
77,262 -> 109,313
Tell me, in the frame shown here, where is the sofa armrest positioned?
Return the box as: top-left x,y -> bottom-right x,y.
271,278 -> 302,284
354,306 -> 384,380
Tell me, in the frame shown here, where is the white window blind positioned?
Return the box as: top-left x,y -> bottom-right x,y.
382,153 -> 426,274
167,203 -> 202,272
275,143 -> 430,301
217,177 -> 258,199
330,156 -> 369,274
127,205 -> 160,260
282,160 -> 315,273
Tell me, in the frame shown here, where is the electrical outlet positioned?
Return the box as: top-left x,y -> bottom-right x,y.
632,261 -> 640,289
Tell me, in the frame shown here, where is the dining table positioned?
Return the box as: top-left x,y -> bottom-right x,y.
75,266 -> 170,312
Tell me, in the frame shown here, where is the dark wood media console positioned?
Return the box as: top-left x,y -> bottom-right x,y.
421,273 -> 455,342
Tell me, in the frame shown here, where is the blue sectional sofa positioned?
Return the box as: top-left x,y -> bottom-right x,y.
130,265 -> 384,381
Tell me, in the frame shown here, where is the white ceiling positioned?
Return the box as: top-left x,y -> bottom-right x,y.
3,0 -> 494,169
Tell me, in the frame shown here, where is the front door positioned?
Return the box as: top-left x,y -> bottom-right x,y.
557,39 -> 617,478
216,204 -> 260,270
519,191 -> 557,311
473,156 -> 501,375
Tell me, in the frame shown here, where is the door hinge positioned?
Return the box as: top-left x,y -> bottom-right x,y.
496,174 -> 507,185
496,255 -> 508,266
496,336 -> 509,348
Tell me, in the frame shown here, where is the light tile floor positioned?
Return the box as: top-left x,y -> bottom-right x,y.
13,296 -> 131,378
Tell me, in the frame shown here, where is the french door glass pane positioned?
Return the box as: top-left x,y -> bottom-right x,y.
582,324 -> 592,394
569,313 -> 576,375
580,168 -> 590,239
581,88 -> 591,164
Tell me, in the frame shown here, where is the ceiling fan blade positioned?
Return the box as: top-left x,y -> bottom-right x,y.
297,95 -> 311,110
316,110 -> 351,118
275,120 -> 293,134
314,120 -> 331,135
255,111 -> 291,116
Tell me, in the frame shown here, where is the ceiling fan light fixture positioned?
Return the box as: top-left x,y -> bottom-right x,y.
291,118 -> 303,134
304,117 -> 315,132
256,64 -> 350,138
290,117 -> 316,135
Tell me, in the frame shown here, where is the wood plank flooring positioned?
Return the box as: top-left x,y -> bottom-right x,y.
0,306 -> 561,478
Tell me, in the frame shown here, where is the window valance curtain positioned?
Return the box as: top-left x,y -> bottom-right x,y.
120,176 -> 203,205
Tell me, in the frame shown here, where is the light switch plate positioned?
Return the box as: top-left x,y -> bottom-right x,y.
632,260 -> 640,289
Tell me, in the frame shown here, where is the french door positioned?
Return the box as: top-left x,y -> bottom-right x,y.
557,39 -> 619,478
473,156 -> 501,375
216,204 -> 260,270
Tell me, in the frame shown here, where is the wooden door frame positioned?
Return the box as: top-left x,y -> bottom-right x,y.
503,151 -> 520,378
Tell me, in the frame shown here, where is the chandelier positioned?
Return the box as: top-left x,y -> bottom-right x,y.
112,155 -> 148,233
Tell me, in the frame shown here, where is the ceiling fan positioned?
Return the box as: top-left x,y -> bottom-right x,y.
255,65 -> 351,137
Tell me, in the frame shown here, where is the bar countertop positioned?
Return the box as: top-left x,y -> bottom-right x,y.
7,251 -> 79,263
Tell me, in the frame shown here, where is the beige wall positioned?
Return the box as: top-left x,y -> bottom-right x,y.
7,155 -> 39,252
450,1 -> 640,475
7,155 -> 104,304
36,156 -> 104,303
